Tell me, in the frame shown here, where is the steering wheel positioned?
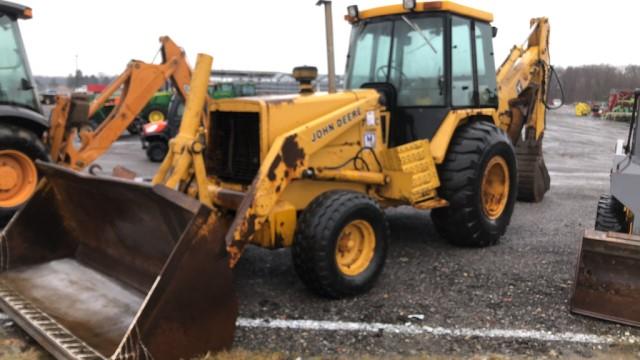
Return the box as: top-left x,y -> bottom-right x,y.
375,65 -> 409,84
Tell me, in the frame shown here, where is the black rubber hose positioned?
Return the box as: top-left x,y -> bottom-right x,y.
545,65 -> 565,110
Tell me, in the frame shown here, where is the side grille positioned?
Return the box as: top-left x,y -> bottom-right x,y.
207,111 -> 261,184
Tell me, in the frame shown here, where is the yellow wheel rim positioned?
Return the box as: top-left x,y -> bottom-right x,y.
481,155 -> 510,220
335,220 -> 376,276
0,150 -> 37,208
148,110 -> 165,123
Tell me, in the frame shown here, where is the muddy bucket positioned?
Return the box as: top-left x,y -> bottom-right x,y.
0,162 -> 237,359
571,229 -> 640,327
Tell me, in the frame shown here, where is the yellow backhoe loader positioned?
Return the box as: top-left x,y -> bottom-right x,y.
0,2 -> 556,359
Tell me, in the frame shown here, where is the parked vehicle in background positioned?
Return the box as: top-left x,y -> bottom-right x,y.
141,83 -> 256,162
575,102 -> 590,116
140,90 -> 172,124
604,89 -> 634,122
141,94 -> 183,162
39,89 -> 57,104
0,1 -> 50,224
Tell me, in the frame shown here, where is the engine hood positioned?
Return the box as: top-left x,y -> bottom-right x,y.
210,89 -> 380,147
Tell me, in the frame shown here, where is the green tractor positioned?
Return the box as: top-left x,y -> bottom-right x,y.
89,90 -> 172,134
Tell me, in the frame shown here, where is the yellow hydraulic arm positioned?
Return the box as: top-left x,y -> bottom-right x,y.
495,17 -> 554,202
47,36 -> 194,170
496,17 -> 551,143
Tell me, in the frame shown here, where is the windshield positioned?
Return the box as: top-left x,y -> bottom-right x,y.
345,15 -> 445,107
0,14 -> 39,112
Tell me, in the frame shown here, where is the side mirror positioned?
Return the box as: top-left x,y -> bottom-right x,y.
492,26 -> 498,38
21,78 -> 33,91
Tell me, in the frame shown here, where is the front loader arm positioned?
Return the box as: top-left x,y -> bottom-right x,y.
48,36 -> 194,170
225,95 -> 379,266
496,17 -> 550,143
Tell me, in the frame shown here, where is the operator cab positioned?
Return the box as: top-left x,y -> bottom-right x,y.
0,1 -> 40,115
345,1 -> 498,146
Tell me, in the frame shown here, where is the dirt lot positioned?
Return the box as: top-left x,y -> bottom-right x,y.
1,107 -> 640,359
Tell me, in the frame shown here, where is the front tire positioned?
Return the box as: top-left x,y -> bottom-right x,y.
431,120 -> 517,247
595,194 -> 629,233
0,124 -> 49,225
146,140 -> 168,162
292,191 -> 389,299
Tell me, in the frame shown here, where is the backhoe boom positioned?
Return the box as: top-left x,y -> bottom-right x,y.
496,17 -> 552,202
47,36 -> 195,170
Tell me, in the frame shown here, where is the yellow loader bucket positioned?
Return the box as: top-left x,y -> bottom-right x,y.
0,162 -> 238,359
571,229 -> 640,327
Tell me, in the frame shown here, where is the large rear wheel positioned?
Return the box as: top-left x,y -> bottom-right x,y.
292,191 -> 389,298
431,120 -> 517,247
0,124 -> 49,225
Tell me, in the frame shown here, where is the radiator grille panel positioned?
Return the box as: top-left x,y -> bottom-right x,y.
207,111 -> 261,184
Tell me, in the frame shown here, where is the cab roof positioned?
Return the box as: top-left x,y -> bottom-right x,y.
356,1 -> 493,23
0,0 -> 32,19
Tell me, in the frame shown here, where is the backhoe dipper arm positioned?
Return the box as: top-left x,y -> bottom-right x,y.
49,36 -> 193,170
496,17 -> 550,143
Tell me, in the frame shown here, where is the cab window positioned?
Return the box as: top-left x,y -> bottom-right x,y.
451,16 -> 473,107
475,22 -> 498,107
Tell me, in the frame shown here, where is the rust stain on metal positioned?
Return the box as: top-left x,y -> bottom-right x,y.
281,135 -> 305,171
267,154 -> 282,182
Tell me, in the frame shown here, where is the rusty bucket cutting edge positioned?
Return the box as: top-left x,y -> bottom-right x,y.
0,162 -> 238,360
570,229 -> 640,327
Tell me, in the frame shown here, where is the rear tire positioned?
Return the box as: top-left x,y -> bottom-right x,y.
292,191 -> 389,299
0,124 -> 49,225
595,194 -> 629,233
146,140 -> 168,162
431,120 -> 517,247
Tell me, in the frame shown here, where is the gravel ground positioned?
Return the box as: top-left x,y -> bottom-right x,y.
1,107 -> 640,359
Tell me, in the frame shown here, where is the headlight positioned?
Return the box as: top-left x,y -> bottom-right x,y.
347,5 -> 359,18
403,0 -> 416,11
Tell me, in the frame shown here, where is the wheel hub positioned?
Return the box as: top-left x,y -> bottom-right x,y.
0,166 -> 18,191
335,220 -> 375,276
148,110 -> 165,123
481,155 -> 510,219
0,150 -> 37,207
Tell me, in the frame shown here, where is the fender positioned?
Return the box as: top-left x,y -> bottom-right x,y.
0,105 -> 48,135
430,108 -> 499,164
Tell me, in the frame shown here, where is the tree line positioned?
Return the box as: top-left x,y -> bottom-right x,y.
34,64 -> 640,103
34,70 -> 116,91
548,65 -> 640,103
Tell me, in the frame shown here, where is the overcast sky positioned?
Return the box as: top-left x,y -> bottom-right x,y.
17,0 -> 638,77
